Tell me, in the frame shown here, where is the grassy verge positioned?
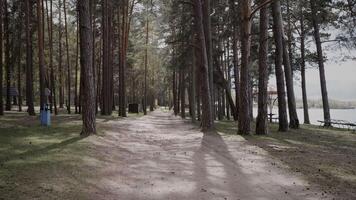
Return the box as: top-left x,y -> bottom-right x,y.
216,120 -> 356,199
0,112 -> 89,199
0,111 -> 145,199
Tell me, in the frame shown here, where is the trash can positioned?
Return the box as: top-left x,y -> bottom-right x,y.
40,104 -> 51,127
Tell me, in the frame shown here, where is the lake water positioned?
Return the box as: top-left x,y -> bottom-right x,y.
253,108 -> 356,125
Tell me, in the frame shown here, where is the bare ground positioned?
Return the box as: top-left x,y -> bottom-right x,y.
0,110 -> 341,199
83,110 -> 330,200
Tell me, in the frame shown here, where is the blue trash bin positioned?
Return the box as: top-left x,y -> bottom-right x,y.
40,104 -> 51,126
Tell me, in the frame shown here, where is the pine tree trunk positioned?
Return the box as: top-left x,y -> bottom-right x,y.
194,0 -> 213,131
58,0 -> 64,108
173,69 -> 178,116
37,0 -> 46,110
238,0 -> 252,135
180,69 -> 185,119
233,30 -> 239,121
226,41 -> 231,121
310,0 -> 331,127
300,9 -> 310,124
16,35 -> 22,112
79,0 -> 96,135
256,3 -> 269,135
101,0 -> 113,115
0,0 -> 3,115
63,0 -> 71,114
75,13 -> 79,114
190,46 -> 197,122
4,0 -> 11,111
202,0 -> 214,119
279,5 -> 299,129
25,0 -> 35,116
272,1 -> 289,132
144,9 -> 149,115
91,0 -> 97,115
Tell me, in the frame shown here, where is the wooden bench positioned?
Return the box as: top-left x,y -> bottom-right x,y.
318,119 -> 356,131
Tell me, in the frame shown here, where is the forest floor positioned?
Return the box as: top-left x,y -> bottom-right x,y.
0,109 -> 355,199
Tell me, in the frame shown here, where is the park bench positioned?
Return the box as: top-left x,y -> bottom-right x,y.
318,119 -> 356,131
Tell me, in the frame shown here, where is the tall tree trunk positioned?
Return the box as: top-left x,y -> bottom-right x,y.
180,69 -> 185,119
256,2 -> 269,135
16,37 -> 22,112
79,0 -> 96,135
46,0 -> 57,115
63,0 -> 71,114
194,0 -> 213,131
25,0 -> 35,116
225,41 -> 231,120
238,0 -> 252,135
233,31 -> 239,121
0,0 -> 3,115
58,0 -> 64,108
4,0 -> 11,111
144,7 -> 149,115
37,0 -> 46,110
91,0 -> 97,115
75,13 -> 79,114
229,0 -> 239,121
283,50 -> 300,127
173,69 -> 178,116
310,0 -> 331,127
286,0 -> 293,74
300,9 -> 310,124
190,46 -> 197,122
272,1 -> 289,132
202,0 -> 214,119
101,0 -> 113,115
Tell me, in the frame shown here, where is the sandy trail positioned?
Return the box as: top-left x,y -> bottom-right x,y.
87,110 -> 330,200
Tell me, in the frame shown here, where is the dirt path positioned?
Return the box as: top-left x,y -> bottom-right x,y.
84,110 -> 331,200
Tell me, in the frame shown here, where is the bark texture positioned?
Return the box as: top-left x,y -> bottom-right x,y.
79,0 -> 96,135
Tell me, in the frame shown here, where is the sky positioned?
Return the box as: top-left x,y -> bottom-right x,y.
294,59 -> 356,101
269,59 -> 356,102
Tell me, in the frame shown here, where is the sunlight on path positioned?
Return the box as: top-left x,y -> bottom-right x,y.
87,110 -> 331,200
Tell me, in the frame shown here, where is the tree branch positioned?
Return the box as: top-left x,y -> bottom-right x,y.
250,0 -> 276,20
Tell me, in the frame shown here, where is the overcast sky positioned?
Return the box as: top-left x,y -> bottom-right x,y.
293,59 -> 356,101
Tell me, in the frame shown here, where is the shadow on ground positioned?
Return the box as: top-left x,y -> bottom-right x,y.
216,120 -> 356,199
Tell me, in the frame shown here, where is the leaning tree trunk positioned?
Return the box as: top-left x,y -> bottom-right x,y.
256,2 -> 269,135
79,0 -> 96,135
283,41 -> 300,128
238,0 -> 252,135
310,0 -> 331,127
272,1 -> 289,132
194,0 -> 213,131
300,8 -> 310,124
270,0 -> 299,129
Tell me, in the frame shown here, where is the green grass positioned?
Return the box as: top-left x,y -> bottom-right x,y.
0,110 -> 148,199
0,112 -> 89,199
